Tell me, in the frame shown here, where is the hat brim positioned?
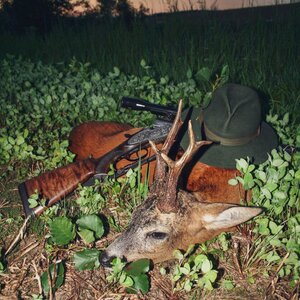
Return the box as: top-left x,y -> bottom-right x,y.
181,107 -> 278,169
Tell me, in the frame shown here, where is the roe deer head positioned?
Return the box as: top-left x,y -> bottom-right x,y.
100,100 -> 262,266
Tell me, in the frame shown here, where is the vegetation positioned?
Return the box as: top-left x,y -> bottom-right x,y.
1,3 -> 299,121
0,3 -> 299,299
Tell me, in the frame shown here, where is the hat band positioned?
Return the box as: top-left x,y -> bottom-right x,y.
203,123 -> 261,146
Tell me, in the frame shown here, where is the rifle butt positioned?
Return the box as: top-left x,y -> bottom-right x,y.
19,159 -> 97,217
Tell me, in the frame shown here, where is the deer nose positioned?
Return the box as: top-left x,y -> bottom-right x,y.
100,251 -> 114,268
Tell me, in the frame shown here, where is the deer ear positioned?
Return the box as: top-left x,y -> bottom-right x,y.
203,205 -> 263,230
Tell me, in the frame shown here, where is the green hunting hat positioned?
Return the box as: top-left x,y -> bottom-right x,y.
181,83 -> 278,169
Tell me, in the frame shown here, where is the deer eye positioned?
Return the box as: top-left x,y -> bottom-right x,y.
148,232 -> 168,240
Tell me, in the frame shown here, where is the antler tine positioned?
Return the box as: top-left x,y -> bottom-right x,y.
161,99 -> 183,153
173,121 -> 212,172
149,100 -> 184,191
160,121 -> 212,172
158,121 -> 212,213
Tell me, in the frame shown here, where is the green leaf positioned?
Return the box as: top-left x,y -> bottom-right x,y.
220,65 -> 229,83
180,266 -> 190,275
269,221 -> 282,235
0,261 -> 5,273
28,198 -> 39,208
201,259 -> 212,273
204,270 -> 218,282
112,257 -> 126,274
272,159 -> 284,167
73,249 -> 100,271
49,217 -> 75,246
125,259 -> 150,276
76,214 -> 104,239
256,170 -> 267,182
228,178 -> 238,186
173,249 -> 184,260
129,274 -> 150,294
194,254 -> 207,266
16,135 -> 25,145
113,66 -> 120,76
140,59 -> 146,68
184,279 -> 192,292
222,279 -> 235,290
204,278 -> 213,290
244,172 -> 254,189
265,183 -> 278,192
196,67 -> 211,81
274,191 -> 286,200
261,188 -> 272,199
270,238 -> 282,247
247,164 -> 255,173
256,218 -> 270,235
236,158 -> 248,173
78,228 -> 95,244
40,262 -> 65,294
120,273 -> 134,287
266,252 -> 280,263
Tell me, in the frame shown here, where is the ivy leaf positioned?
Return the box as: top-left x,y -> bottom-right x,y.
73,249 -> 101,271
269,221 -> 282,235
76,214 -> 104,239
256,218 -> 270,235
127,274 -> 150,294
40,262 -> 64,294
49,217 -> 75,246
77,228 -> 95,244
125,259 -> 150,276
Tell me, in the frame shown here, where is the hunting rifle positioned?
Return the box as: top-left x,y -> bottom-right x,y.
19,97 -> 177,217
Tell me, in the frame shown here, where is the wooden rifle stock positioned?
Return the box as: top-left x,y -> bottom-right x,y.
19,159 -> 97,217
19,137 -> 146,217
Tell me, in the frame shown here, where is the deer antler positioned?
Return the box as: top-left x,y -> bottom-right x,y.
149,99 -> 183,186
149,100 -> 212,213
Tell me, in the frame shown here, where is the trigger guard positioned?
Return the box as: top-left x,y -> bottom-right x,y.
126,148 -> 149,162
